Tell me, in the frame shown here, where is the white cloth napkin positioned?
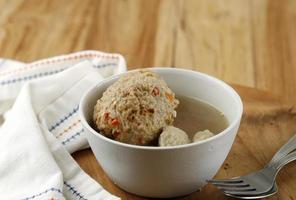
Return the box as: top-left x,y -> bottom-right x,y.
0,51 -> 126,200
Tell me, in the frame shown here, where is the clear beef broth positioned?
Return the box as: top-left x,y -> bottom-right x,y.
174,96 -> 228,140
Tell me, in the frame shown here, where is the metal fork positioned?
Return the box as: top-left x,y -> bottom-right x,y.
208,134 -> 296,196
227,183 -> 278,199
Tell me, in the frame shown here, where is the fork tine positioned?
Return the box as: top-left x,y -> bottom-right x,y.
207,178 -> 243,184
218,186 -> 255,192
223,189 -> 260,196
224,193 -> 261,200
210,182 -> 248,187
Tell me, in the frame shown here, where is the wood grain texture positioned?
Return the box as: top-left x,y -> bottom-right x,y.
73,85 -> 296,200
1,0 -> 296,199
0,0 -> 296,103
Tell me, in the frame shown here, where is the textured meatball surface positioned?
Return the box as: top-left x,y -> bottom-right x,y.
193,130 -> 215,142
159,126 -> 190,147
93,71 -> 179,145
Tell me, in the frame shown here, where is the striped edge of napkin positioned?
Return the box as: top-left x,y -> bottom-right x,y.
0,51 -> 126,200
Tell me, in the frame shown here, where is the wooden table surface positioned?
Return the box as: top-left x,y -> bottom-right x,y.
73,85 -> 296,200
1,0 -> 296,199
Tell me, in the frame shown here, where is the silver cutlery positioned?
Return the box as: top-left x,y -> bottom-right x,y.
226,183 -> 278,199
208,134 -> 296,198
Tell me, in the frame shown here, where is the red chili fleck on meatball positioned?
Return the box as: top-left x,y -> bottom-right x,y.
104,112 -> 110,120
152,87 -> 160,96
111,118 -> 120,126
138,136 -> 145,144
113,131 -> 120,138
165,92 -> 174,103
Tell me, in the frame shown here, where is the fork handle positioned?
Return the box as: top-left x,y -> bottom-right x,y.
271,150 -> 296,173
267,134 -> 296,167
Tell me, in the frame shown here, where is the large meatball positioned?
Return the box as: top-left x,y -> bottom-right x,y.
93,70 -> 179,145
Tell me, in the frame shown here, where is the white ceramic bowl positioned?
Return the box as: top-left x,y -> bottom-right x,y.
79,68 -> 243,198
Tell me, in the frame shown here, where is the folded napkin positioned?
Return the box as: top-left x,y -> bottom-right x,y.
0,51 -> 126,199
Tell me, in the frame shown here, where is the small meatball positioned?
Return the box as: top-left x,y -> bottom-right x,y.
159,126 -> 190,147
193,130 -> 215,142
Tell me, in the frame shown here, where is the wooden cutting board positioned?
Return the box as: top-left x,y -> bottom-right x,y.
73,85 -> 296,200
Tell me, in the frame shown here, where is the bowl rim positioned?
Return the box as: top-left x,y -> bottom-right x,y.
79,67 -> 243,150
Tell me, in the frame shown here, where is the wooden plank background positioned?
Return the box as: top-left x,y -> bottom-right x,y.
0,0 -> 296,103
1,1 -> 296,199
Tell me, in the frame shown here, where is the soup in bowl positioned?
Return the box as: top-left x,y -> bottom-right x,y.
79,68 -> 243,198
